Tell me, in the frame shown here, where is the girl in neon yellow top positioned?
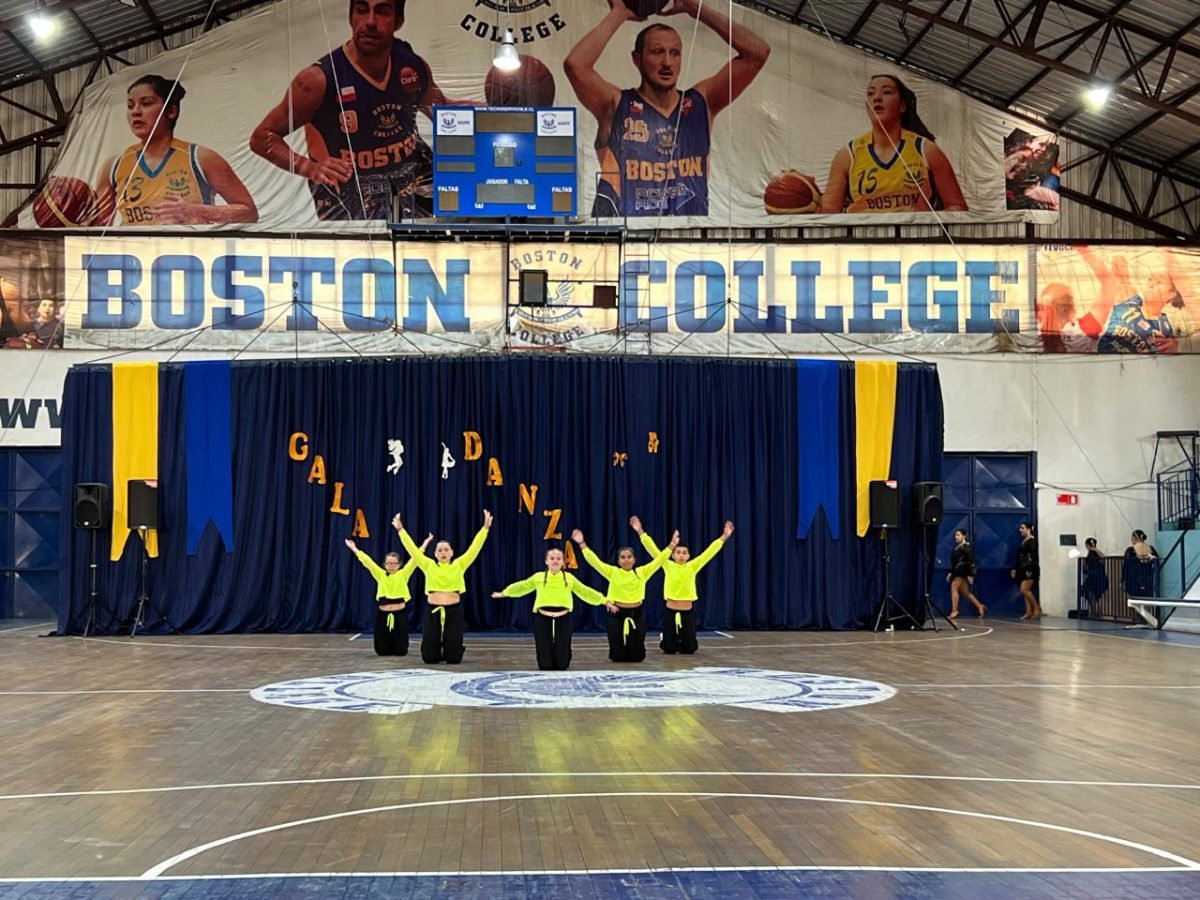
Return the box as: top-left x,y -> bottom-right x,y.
632,516 -> 735,655
573,520 -> 676,664
345,534 -> 429,657
493,547 -> 605,671
395,510 -> 492,665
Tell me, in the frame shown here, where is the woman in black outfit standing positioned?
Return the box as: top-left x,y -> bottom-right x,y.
1011,521 -> 1042,620
1081,537 -> 1108,614
947,529 -> 986,619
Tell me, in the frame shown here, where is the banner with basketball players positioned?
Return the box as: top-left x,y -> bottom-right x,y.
20,0 -> 1052,232
1036,245 -> 1200,354
61,235 -> 1035,354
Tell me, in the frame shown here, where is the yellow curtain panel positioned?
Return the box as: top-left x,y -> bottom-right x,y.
854,360 -> 898,537
111,362 -> 160,560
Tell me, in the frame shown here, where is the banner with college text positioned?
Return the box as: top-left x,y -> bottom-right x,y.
21,0 -> 1056,232
62,236 -> 1035,355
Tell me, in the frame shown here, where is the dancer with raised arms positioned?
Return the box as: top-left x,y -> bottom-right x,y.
573,520 -> 676,663
397,509 -> 492,664
634,516 -> 734,654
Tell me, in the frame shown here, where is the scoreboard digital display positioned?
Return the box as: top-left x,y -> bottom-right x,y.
432,106 -> 577,218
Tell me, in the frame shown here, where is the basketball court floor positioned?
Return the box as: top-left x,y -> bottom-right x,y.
1,618 -> 1198,898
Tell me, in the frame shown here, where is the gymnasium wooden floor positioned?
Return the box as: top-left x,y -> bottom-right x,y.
1,618 -> 1198,898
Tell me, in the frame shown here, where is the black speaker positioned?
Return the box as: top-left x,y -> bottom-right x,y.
519,269 -> 548,306
593,284 -> 617,309
913,481 -> 944,525
127,480 -> 158,530
869,480 -> 901,529
73,483 -> 109,529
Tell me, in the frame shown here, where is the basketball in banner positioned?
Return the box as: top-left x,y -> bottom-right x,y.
21,0 -> 1055,232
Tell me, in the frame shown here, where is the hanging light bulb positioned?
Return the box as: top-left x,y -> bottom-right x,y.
1083,85 -> 1111,109
493,29 -> 521,72
27,1 -> 58,41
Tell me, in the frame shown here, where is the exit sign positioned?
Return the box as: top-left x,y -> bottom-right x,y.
1057,493 -> 1079,505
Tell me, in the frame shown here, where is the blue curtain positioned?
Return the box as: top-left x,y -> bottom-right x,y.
58,357 -> 942,635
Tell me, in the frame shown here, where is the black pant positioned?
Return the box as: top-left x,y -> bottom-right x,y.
660,607 -> 698,655
421,603 -> 464,664
373,606 -> 409,656
607,605 -> 646,662
532,612 -> 573,670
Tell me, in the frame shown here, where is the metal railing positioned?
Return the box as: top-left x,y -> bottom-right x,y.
1157,467 -> 1199,530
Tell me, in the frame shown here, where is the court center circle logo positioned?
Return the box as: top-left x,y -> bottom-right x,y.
250,668 -> 896,715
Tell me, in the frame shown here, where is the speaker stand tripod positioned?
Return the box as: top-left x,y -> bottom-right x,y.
873,527 -> 924,631
81,530 -> 118,637
130,528 -> 179,638
918,524 -> 958,632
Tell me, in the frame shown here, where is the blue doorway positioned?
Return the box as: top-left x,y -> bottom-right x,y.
0,447 -> 62,619
933,453 -> 1037,618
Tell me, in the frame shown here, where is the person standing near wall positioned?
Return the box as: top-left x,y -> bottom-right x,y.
1122,530 -> 1159,598
1081,537 -> 1109,615
1011,521 -> 1041,620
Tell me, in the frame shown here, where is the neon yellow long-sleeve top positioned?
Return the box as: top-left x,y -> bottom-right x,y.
399,527 -> 488,593
501,571 -> 606,611
581,544 -> 671,604
354,550 -> 417,602
639,533 -> 724,601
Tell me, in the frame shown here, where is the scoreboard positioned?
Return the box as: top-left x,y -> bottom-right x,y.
432,106 -> 577,218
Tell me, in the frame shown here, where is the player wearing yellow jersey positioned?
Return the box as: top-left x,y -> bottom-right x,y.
819,74 -> 966,214
94,75 -> 257,226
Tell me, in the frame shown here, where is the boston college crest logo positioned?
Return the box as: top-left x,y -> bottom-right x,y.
461,0 -> 567,46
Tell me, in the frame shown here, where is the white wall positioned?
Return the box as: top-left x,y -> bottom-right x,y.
934,353 -> 1200,616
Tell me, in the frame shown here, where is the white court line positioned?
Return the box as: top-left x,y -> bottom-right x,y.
348,633 -> 361,642
74,626 -> 993,655
5,769 -> 1200,803
140,789 -> 1200,878
1032,622 -> 1200,649
78,637 -> 367,654
0,696 -> 250,700
4,680 -> 1197,699
0,622 -> 53,635
893,683 -> 1200,689
0,865 -> 1195,883
714,630 -> 733,638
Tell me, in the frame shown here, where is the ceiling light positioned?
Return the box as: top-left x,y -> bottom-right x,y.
28,12 -> 57,40
28,1 -> 58,41
1083,85 -> 1111,109
492,29 -> 521,72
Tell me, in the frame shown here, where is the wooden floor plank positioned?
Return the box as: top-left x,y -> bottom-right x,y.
0,623 -> 1196,878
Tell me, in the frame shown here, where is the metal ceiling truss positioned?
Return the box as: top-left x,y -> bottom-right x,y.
0,0 -> 1197,239
0,0 -> 266,166
766,0 -> 1200,241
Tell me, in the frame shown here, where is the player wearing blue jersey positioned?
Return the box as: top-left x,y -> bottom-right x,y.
564,0 -> 769,217
250,0 -> 453,220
